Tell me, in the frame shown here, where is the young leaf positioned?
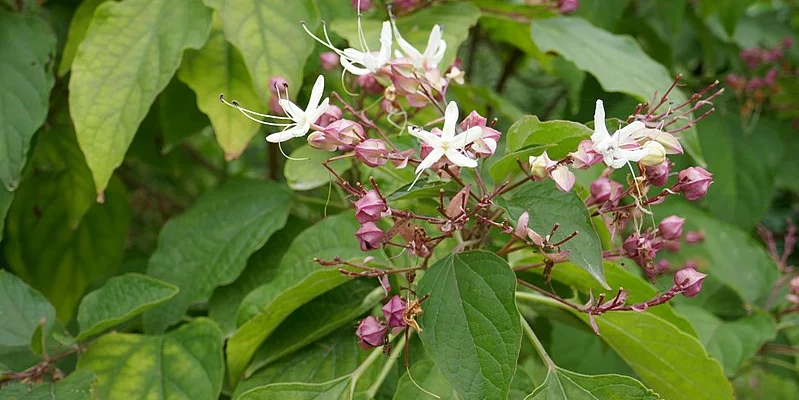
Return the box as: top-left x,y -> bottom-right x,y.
58,0 -> 109,76
237,376 -> 352,400
202,0 -> 319,104
285,145 -> 353,191
417,251 -> 522,400
76,318 -> 224,400
69,0 -> 212,195
497,180 -> 608,288
76,273 -> 179,341
143,179 -> 292,333
526,367 -> 659,400
0,10 -> 56,191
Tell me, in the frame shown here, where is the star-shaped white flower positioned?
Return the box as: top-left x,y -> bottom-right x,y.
393,22 -> 447,70
408,101 -> 481,185
592,100 -> 665,169
221,75 -> 330,143
302,19 -> 392,76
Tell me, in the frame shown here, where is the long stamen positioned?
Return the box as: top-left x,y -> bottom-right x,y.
220,95 -> 292,120
220,95 -> 294,125
340,69 -> 359,96
356,2 -> 371,54
301,21 -> 346,57
277,131 -> 310,161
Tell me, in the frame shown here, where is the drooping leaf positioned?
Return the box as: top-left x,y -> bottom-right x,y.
5,177 -> 130,321
158,78 -> 211,153
330,2 -> 481,72
76,318 -> 224,400
178,16 -> 262,160
2,369 -> 96,400
497,180 -> 607,287
69,0 -> 212,195
237,376 -> 352,400
0,270 -> 56,365
526,367 -> 659,400
530,17 -> 702,164
285,145 -> 353,191
0,10 -> 56,191
143,179 -> 292,332
676,305 -> 776,376
226,213 -> 383,385
392,359 -> 459,400
203,0 -> 319,104
57,0 -> 109,76
76,273 -> 179,341
417,251 -> 522,400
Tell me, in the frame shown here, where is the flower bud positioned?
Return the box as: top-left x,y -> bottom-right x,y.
644,129 -> 683,155
550,165 -> 575,192
355,222 -> 385,251
740,48 -> 763,69
323,119 -> 364,146
645,161 -> 670,186
677,167 -> 713,201
307,131 -> 339,152
320,52 -> 340,71
783,36 -> 795,49
515,212 -> 530,238
357,73 -> 385,95
763,48 -> 784,63
393,0 -> 421,13
637,141 -> 666,167
382,295 -> 407,328
355,139 -> 388,167
355,190 -> 387,223
570,140 -> 602,169
725,74 -> 745,90
529,151 -> 555,179
446,66 -> 465,84
557,0 -> 579,13
655,259 -> 670,274
764,68 -> 779,86
460,110 -> 487,130
685,231 -> 705,244
673,267 -> 707,298
659,215 -> 685,240
315,105 -> 342,127
588,177 -> 623,206
268,76 -> 288,93
623,233 -> 641,258
356,316 -> 386,349
351,0 -> 370,11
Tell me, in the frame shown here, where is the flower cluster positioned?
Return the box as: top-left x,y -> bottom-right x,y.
726,36 -> 797,117
356,295 -> 408,349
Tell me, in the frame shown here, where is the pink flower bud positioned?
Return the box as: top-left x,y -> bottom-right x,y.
459,110 -> 487,130
550,165 -> 575,192
351,0 -> 370,11
357,73 -> 385,95
623,233 -> 641,258
269,96 -> 284,115
746,77 -> 763,92
382,295 -> 407,328
570,140 -> 602,169
783,36 -> 795,49
356,316 -> 386,349
355,190 -> 386,224
764,68 -> 779,86
515,212 -> 530,238
307,131 -> 339,152
355,139 -> 388,167
763,48 -> 784,63
674,267 -> 707,298
677,167 -> 713,201
725,74 -> 745,89
315,105 -> 342,127
645,161 -> 670,186
655,259 -> 670,274
557,0 -> 579,13
393,0 -> 421,13
588,177 -> 623,205
319,52 -> 340,71
356,222 -> 385,251
685,231 -> 705,244
322,120 -> 364,146
659,215 -> 685,240
529,151 -> 555,179
740,48 -> 763,69
268,76 -> 288,94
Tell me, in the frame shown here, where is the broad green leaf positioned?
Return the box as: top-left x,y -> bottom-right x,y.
77,318 -> 224,400
572,0 -> 633,30
226,213 -> 383,385
0,188 -> 11,242
158,78 -> 211,153
285,145 -> 352,191
0,270 -> 56,357
330,2 -> 481,72
675,305 -> 776,376
699,114 -> 784,230
238,376 -> 352,400
733,365 -> 799,400
530,17 -> 702,164
657,199 -> 778,306
178,16 -> 262,160
69,0 -> 212,195
76,273 -> 179,341
417,251 -> 522,400
506,116 -> 591,154
57,0 -> 109,76
5,177 -> 130,321
143,179 -> 292,332
497,180 -> 607,287
3,369 -> 95,400
392,359 -> 459,400
0,10 -> 56,191
526,367 -> 659,400
548,322 -> 633,376
489,144 -> 552,184
203,0 -> 319,104
247,280 -> 383,374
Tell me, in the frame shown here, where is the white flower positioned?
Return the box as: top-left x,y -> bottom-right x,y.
302,19 -> 392,76
221,75 -> 330,143
408,101 -> 481,184
393,22 -> 447,70
591,100 -> 666,169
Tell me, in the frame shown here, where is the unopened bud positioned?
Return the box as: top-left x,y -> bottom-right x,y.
320,52 -> 340,71
637,141 -> 667,167
557,0 -> 579,13
550,165 -> 575,192
673,267 -> 706,298
355,139 -> 389,167
355,190 -> 387,223
351,0 -> 370,11
382,295 -> 407,328
357,73 -> 385,95
570,140 -> 602,169
685,231 -> 705,244
645,161 -> 670,186
677,167 -> 713,201
659,215 -> 685,240
459,110 -> 487,130
315,105 -> 342,127
529,151 -> 555,179
356,316 -> 386,349
355,222 -> 385,251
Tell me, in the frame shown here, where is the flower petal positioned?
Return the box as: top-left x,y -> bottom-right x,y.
408,126 -> 441,147
451,126 -> 482,148
266,125 -> 302,143
591,99 -> 611,143
306,75 -> 325,112
444,149 -> 477,168
415,147 -> 445,174
377,21 -> 393,65
441,101 -> 459,140
392,20 -> 423,65
423,25 -> 443,63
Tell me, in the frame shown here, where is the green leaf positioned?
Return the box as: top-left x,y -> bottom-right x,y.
247,280 -> 383,374
733,365 -> 799,400
657,199 -> 779,306
158,78 -> 211,153
330,2 -> 481,72
143,179 -> 292,332
699,114 -> 784,230
203,0 -> 319,104
178,16 -> 262,160
57,0 -> 109,76
548,321 -> 633,376
392,359 -> 459,400
69,0 -> 212,195
0,10 -> 56,191
285,145 -> 352,191
489,144 -> 552,184
226,213 -> 383,384
676,305 -> 776,376
497,180 -> 607,287
76,273 -> 179,341
3,369 -> 96,400
0,188 -> 11,242
238,376 -> 352,400
526,367 -> 659,400
5,177 -> 130,321
530,17 -> 702,164
0,270 -> 56,355
506,116 -> 591,154
417,251 -> 522,400
77,318 -> 224,400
